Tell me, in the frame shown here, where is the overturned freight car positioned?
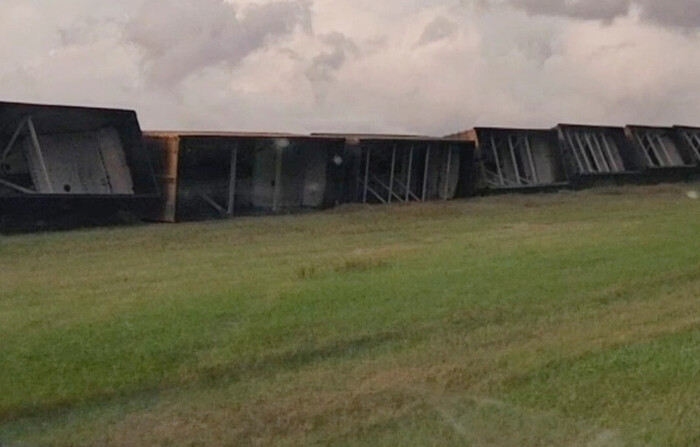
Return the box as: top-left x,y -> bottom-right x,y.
556,124 -> 644,187
145,132 -> 348,222
451,128 -> 568,193
624,126 -> 699,182
317,134 -> 476,204
674,126 -> 700,164
0,101 -> 158,230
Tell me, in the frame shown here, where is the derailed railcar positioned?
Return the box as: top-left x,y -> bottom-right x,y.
145,132 -> 348,222
556,124 -> 645,187
0,101 -> 158,230
319,134 -> 476,204
451,128 -> 568,193
674,126 -> 700,165
625,125 -> 699,183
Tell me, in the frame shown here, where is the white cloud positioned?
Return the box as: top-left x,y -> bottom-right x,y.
0,0 -> 699,135
125,0 -> 311,87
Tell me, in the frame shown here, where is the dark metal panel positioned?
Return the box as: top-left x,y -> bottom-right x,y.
0,101 -> 159,230
0,101 -> 157,199
145,133 -> 348,222
346,137 -> 474,203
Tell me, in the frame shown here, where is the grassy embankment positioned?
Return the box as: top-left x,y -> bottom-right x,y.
1,184 -> 699,446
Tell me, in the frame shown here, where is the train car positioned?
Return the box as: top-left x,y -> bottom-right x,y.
625,125 -> 699,183
674,126 -> 700,165
450,128 -> 568,193
556,124 -> 645,187
6,101 -> 700,232
0,101 -> 158,230
315,134 -> 476,204
145,132 -> 348,222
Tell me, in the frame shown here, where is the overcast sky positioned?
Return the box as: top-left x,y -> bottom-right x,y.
2,0 -> 700,135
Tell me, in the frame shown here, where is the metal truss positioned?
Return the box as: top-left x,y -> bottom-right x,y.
483,134 -> 539,187
0,116 -> 45,194
563,130 -> 622,174
359,143 -> 454,204
633,130 -> 684,168
679,131 -> 700,162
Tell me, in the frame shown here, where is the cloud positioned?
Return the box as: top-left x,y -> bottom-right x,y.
417,16 -> 460,46
636,1 -> 700,30
125,0 -> 312,87
508,0 -> 630,22
506,0 -> 700,29
1,0 -> 700,136
305,32 -> 359,100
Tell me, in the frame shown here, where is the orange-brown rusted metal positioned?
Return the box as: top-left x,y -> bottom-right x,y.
161,136 -> 180,223
143,135 -> 180,222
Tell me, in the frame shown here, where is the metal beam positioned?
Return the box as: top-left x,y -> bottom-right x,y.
273,145 -> 283,212
158,136 -> 180,223
595,133 -> 615,172
654,133 -> 674,166
388,144 -> 397,204
635,134 -> 656,167
507,136 -> 522,185
565,132 -> 586,173
643,133 -> 663,167
443,145 -> 453,200
371,174 -> 404,203
364,183 -> 388,204
26,117 -> 52,193
683,132 -> 700,160
363,146 -> 371,204
485,169 -> 507,187
0,177 -> 35,194
643,133 -> 661,166
405,145 -> 414,202
599,133 -> 620,172
394,178 -> 420,202
1,116 -> 28,163
490,135 -> 505,186
584,132 -> 608,172
523,135 -> 538,184
422,145 -> 431,201
200,193 -> 227,216
227,145 -> 238,216
573,132 -> 595,173
691,133 -> 700,158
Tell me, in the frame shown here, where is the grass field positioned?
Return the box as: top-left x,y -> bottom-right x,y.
1,184 -> 700,446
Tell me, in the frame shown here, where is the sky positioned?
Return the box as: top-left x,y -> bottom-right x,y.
1,0 -> 700,135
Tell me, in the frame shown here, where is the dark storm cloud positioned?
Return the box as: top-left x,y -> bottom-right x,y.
637,1 -> 700,30
508,0 -> 700,29
125,0 -> 312,86
509,0 -> 630,22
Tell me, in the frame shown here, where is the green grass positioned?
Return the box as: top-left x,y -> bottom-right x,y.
1,184 -> 700,446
